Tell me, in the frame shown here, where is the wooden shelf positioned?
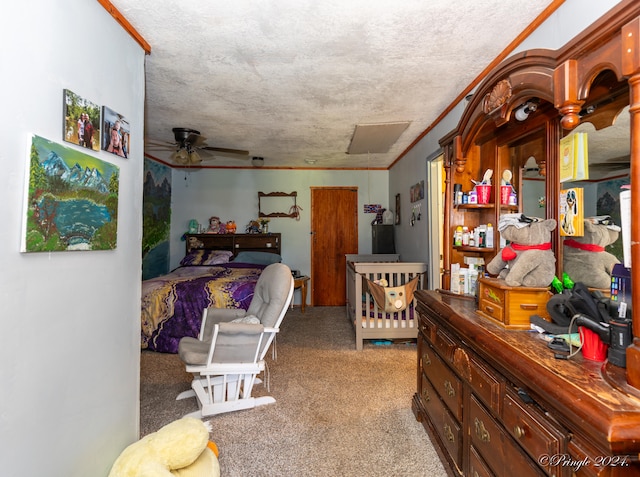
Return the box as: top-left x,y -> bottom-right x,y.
455,203 -> 494,209
453,245 -> 495,253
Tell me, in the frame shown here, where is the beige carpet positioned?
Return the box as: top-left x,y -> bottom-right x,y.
140,305 -> 448,477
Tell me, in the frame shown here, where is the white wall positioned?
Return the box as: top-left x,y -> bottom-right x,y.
388,0 -> 623,276
0,2 -> 145,476
170,168 -> 388,303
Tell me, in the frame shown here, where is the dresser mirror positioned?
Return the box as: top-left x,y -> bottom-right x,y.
508,128 -> 547,219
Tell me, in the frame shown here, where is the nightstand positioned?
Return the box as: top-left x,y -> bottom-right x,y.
293,276 -> 310,312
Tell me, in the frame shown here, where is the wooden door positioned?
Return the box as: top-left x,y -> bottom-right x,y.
311,187 -> 358,306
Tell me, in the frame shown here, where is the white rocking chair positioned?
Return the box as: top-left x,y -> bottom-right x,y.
177,263 -> 294,417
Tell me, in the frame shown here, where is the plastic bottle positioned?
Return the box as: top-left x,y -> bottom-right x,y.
486,223 -> 494,248
477,225 -> 486,248
462,226 -> 470,246
454,226 -> 463,246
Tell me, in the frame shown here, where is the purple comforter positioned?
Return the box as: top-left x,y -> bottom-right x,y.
141,263 -> 265,353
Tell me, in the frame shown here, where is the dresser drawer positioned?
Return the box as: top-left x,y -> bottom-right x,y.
479,298 -> 504,323
422,345 -> 463,421
503,387 -> 565,475
468,355 -> 503,415
566,437 -> 640,477
469,445 -> 495,477
418,311 -> 437,342
469,395 -> 545,477
434,325 -> 458,361
421,372 -> 462,471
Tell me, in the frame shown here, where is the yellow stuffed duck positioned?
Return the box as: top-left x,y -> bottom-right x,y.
108,417 -> 220,477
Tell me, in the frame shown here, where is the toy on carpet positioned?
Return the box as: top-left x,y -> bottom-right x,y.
486,214 -> 557,288
563,217 -> 620,289
108,417 -> 220,477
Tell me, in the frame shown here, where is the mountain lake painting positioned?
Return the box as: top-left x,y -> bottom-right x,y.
22,134 -> 119,252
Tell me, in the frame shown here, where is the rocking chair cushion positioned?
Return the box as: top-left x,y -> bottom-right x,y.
179,323 -> 266,365
230,315 -> 260,324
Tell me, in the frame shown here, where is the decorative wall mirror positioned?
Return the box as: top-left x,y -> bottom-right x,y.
258,191 -> 298,218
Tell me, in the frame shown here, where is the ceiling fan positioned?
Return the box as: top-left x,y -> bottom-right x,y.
589,155 -> 630,171
147,128 -> 250,166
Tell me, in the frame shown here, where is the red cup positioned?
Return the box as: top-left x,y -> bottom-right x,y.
476,185 -> 492,204
579,326 -> 608,362
500,185 -> 511,205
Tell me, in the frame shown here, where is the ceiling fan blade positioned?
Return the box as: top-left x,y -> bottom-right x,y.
186,133 -> 207,148
145,138 -> 177,149
590,162 -> 629,170
200,146 -> 250,157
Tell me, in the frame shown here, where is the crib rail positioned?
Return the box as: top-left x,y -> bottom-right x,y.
346,260 -> 428,350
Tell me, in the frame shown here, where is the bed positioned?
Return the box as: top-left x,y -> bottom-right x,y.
142,234 -> 283,353
345,254 -> 428,350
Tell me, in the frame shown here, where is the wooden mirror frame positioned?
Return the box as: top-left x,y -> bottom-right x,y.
440,0 -> 640,390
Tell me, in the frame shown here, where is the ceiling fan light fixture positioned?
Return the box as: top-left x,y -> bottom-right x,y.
189,150 -> 202,164
172,148 -> 190,165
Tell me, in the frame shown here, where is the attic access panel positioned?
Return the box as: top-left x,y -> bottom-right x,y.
347,122 -> 410,154
258,191 -> 298,218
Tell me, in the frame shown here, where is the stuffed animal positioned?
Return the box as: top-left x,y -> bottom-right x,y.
486,216 -> 557,288
245,220 -> 261,234
226,220 -> 237,234
188,236 -> 204,250
207,216 -> 222,234
563,218 -> 620,289
108,417 -> 220,477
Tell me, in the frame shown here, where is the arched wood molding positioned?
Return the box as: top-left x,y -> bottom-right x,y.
446,50 -> 557,173
440,0 -> 640,390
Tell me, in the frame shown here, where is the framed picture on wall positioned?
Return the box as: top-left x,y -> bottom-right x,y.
410,180 -> 424,203
395,194 -> 401,224
102,106 -> 130,158
62,89 -> 101,152
22,134 -> 119,252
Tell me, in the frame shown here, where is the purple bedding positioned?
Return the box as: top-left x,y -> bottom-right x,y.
141,263 -> 265,353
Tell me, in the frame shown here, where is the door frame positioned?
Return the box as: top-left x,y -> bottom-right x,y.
426,152 -> 444,290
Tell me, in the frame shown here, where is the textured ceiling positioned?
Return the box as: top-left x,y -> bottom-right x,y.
111,0 -> 557,169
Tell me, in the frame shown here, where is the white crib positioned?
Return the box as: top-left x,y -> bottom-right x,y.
345,254 -> 428,350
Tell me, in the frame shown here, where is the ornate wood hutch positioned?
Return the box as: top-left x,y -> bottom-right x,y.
413,1 -> 640,475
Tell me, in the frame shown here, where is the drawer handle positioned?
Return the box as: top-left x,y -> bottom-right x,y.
474,417 -> 491,443
422,388 -> 430,402
444,380 -> 456,398
422,353 -> 431,366
513,425 -> 526,439
485,305 -> 495,314
443,423 -> 455,443
520,304 -> 538,310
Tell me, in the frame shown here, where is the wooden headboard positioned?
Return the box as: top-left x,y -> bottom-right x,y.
185,233 -> 281,258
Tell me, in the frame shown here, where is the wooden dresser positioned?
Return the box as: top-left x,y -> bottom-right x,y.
185,233 -> 281,258
412,290 -> 640,477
